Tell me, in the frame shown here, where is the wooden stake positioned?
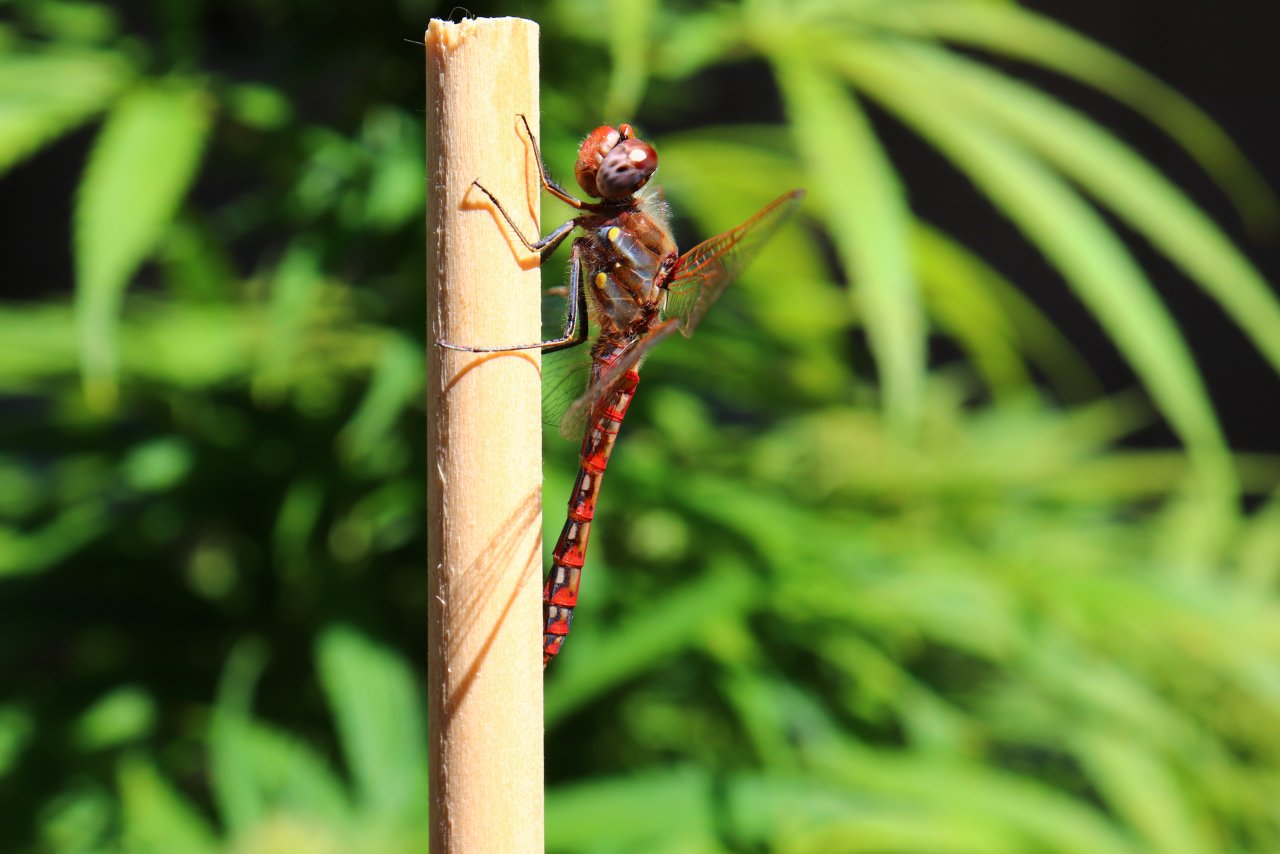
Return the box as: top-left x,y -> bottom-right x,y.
425,17 -> 543,854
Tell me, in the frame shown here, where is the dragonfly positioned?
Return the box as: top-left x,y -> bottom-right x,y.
443,116 -> 803,667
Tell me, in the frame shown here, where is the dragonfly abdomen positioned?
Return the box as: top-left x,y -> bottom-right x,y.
542,368 -> 640,667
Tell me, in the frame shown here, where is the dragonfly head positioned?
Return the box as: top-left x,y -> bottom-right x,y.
574,124 -> 658,201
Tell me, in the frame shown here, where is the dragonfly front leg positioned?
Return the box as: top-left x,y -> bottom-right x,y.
439,241 -> 589,354
516,113 -> 587,210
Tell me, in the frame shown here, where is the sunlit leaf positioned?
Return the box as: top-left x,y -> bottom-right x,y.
0,49 -> 132,175
835,46 -> 1238,518
211,641 -> 352,836
254,239 -> 322,401
547,768 -> 715,850
338,333 -> 423,463
852,0 -> 1280,234
74,686 -> 156,750
546,568 -> 759,724
778,63 -> 924,430
74,81 -> 212,410
912,221 -> 1101,400
210,640 -> 269,834
1077,732 -> 1212,854
118,756 -> 218,854
911,219 -> 1032,398
885,43 -> 1280,385
0,705 -> 33,778
1238,489 -> 1280,589
604,0 -> 656,120
316,626 -> 428,820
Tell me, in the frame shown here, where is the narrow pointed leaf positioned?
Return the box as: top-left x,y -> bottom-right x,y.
74,81 -> 211,409
118,756 -> 218,854
879,43 -> 1280,384
210,640 -> 269,834
338,333 -> 423,462
1077,732 -> 1211,854
253,239 -> 321,400
0,50 -> 133,175
911,220 -> 1031,397
604,0 -> 656,119
853,0 -> 1279,233
836,49 -> 1237,508
913,222 -> 1101,400
778,63 -> 923,429
316,626 -> 428,820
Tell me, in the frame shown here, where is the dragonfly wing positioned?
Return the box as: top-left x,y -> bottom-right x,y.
558,320 -> 681,440
661,189 -> 805,336
543,343 -> 595,434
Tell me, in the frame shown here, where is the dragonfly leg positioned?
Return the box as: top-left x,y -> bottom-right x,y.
439,242 -> 590,353
471,181 -> 576,262
516,114 -> 587,210
543,249 -> 590,354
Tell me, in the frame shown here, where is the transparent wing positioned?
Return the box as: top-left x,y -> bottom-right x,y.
556,320 -> 681,440
661,189 -> 805,336
542,344 -> 595,435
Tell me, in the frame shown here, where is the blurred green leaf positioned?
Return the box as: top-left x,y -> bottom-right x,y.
604,0 -> 656,120
117,756 -> 218,854
836,46 -> 1238,525
546,568 -> 759,724
122,438 -> 193,493
26,2 -> 121,44
1077,732 -> 1211,854
546,768 -> 715,851
0,49 -> 132,176
38,782 -> 115,853
358,107 -> 424,229
886,43 -> 1280,386
315,626 -> 428,821
254,239 -> 322,401
338,333 -> 422,463
0,504 -> 109,577
0,705 -> 33,777
74,686 -> 156,751
912,222 -> 1101,401
1238,489 -> 1280,589
854,0 -> 1280,235
74,81 -> 212,410
912,220 -> 1032,398
211,641 -> 352,837
778,63 -> 924,430
210,639 -> 270,834
225,83 -> 293,130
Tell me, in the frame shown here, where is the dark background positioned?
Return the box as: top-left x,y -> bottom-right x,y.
1029,1 -> 1280,453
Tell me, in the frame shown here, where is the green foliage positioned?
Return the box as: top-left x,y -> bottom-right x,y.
75,82 -> 213,410
1,0 -> 1279,852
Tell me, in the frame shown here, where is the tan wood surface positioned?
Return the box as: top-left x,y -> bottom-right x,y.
425,16 -> 543,854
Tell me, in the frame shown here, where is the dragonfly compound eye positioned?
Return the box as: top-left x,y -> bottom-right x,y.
575,125 -> 622,197
593,139 -> 658,200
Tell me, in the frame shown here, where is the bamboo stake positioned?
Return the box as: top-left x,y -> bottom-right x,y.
425,17 -> 543,854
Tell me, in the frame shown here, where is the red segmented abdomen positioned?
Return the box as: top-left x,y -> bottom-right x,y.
542,368 -> 640,666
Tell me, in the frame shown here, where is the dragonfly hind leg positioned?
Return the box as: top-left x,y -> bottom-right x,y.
438,241 -> 590,354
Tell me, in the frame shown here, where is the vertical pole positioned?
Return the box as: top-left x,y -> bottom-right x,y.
425,17 -> 543,854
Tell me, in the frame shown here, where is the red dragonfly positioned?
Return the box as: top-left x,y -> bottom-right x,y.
444,117 -> 802,667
